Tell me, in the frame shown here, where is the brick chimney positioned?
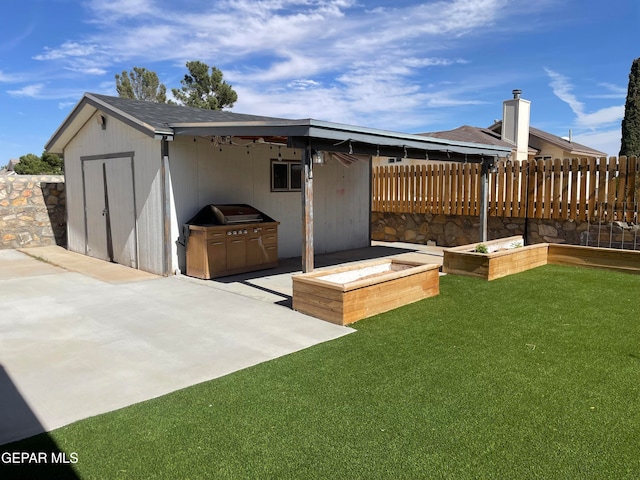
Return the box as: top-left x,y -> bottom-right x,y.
501,89 -> 531,161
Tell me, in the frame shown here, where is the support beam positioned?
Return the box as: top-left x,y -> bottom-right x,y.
479,158 -> 490,242
161,139 -> 172,276
301,148 -> 314,272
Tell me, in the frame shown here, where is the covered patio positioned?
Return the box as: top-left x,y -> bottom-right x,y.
45,93 -> 511,277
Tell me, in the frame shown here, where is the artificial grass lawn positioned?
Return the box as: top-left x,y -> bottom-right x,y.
4,265 -> 640,479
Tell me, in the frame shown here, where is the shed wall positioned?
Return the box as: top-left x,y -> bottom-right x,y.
168,137 -> 370,272
63,112 -> 165,275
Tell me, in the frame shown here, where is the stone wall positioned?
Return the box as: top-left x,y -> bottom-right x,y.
0,175 -> 66,249
371,211 -> 640,249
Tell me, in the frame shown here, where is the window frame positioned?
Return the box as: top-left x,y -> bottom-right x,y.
270,159 -> 302,192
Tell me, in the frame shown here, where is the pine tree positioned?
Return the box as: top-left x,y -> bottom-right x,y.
620,58 -> 640,158
171,61 -> 237,110
115,67 -> 167,103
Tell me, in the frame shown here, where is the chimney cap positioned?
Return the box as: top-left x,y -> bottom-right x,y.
512,89 -> 522,99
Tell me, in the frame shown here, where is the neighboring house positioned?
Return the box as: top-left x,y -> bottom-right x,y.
45,93 -> 510,276
0,158 -> 19,175
374,90 -> 606,166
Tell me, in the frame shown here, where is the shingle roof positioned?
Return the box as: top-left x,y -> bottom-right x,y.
488,121 -> 606,157
420,125 -> 537,155
528,125 -> 607,156
46,93 -> 513,159
423,122 -> 606,157
419,125 -> 512,148
89,93 -> 290,131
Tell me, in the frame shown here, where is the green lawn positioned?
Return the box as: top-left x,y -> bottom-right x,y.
4,265 -> 640,479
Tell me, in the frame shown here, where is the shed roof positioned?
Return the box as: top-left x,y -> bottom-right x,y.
45,93 -> 511,161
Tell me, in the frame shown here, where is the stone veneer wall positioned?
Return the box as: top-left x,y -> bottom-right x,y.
371,211 -> 640,249
0,175 -> 66,249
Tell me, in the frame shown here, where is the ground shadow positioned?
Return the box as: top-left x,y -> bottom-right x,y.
211,244 -> 417,285
40,182 -> 67,247
0,365 -> 80,479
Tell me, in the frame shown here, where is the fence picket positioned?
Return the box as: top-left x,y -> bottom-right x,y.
561,159 -> 570,220
371,157 -> 640,224
462,164 -> 470,215
597,158 -> 607,220
607,157 -> 617,220
569,158 -> 578,220
512,161 -> 520,217
450,164 -> 458,215
456,164 -> 464,215
618,156 -> 628,222
627,156 -> 638,222
552,158 -> 561,219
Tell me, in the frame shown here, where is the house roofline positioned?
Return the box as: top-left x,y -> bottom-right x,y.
46,93 -> 512,160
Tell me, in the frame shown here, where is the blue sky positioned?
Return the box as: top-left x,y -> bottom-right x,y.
1,0 -> 637,163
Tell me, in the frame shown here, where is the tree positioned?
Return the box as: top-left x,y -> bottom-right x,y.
620,57 -> 640,158
115,67 -> 167,103
171,61 -> 238,110
14,151 -> 63,175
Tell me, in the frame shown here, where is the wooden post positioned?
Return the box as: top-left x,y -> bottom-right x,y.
302,148 -> 314,272
161,139 -> 172,276
480,159 -> 489,242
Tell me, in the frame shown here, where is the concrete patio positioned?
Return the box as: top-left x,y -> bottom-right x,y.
0,242 -> 443,445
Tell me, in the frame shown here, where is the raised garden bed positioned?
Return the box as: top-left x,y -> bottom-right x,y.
292,258 -> 440,325
443,235 -> 640,280
443,236 -> 547,281
547,244 -> 640,274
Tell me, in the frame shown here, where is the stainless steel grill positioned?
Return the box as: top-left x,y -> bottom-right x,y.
185,204 -> 279,279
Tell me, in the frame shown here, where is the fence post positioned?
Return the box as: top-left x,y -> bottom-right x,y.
480,158 -> 491,242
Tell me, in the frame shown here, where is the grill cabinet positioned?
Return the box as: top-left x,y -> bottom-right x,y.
185,204 -> 279,279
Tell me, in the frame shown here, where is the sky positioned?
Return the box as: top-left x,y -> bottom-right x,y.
1,0 -> 638,164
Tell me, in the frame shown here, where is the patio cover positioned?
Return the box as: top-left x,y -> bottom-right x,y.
46,93 -> 512,273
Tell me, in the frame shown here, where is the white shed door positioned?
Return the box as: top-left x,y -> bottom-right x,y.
83,157 -> 137,268
84,161 -> 109,261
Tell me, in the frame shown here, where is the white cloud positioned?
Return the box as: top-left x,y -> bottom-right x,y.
0,70 -> 21,83
288,79 -> 321,90
576,106 -> 625,129
7,84 -> 45,97
66,67 -> 108,76
545,68 -> 585,116
86,0 -> 155,21
32,0 -> 513,81
34,41 -> 99,61
545,68 -> 624,129
587,83 -> 627,99
58,101 -> 77,110
24,0 -> 552,134
573,129 -> 621,157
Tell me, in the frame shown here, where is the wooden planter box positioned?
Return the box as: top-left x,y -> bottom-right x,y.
292,259 -> 440,325
547,244 -> 640,274
443,236 -> 548,281
444,236 -> 640,280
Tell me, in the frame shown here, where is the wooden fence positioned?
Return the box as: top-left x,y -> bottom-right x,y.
372,156 -> 640,222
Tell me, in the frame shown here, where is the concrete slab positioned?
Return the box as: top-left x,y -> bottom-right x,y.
18,246 -> 158,284
192,241 -> 445,305
0,249 -> 65,279
0,250 -> 353,445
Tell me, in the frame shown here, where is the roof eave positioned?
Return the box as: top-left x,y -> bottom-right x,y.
45,93 -> 168,154
173,118 -> 511,158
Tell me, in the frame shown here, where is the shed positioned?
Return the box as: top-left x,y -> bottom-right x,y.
46,93 -> 511,276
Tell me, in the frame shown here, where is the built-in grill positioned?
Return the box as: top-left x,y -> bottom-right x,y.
185,204 -> 279,279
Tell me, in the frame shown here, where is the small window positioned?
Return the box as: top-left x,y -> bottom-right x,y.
271,160 -> 302,192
